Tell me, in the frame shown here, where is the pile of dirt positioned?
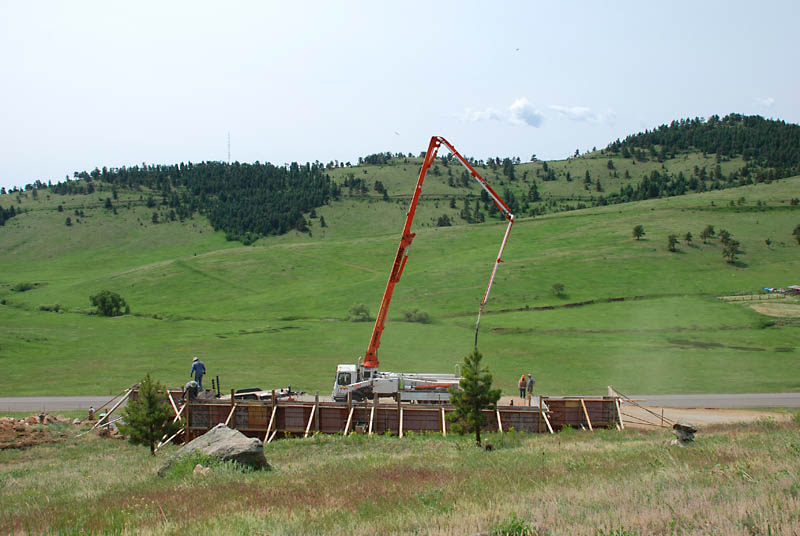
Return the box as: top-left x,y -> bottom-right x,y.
0,413 -> 75,449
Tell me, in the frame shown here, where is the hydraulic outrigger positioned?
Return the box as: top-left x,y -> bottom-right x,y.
332,136 -> 515,402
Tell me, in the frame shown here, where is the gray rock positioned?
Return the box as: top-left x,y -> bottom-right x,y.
158,424 -> 269,476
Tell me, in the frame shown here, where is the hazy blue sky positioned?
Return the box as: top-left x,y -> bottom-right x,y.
1,1 -> 798,190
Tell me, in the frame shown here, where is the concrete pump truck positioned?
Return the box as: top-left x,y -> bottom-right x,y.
332,136 -> 515,403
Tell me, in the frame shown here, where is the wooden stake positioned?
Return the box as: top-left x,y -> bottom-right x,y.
496,409 -> 503,433
267,429 -> 277,444
368,396 -> 377,435
616,398 -> 625,430
399,406 -> 404,438
304,403 -> 317,438
441,407 -> 447,437
580,398 -> 593,432
538,396 -> 543,434
315,391 -> 320,433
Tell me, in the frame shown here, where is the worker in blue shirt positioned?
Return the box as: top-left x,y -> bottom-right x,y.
190,357 -> 206,391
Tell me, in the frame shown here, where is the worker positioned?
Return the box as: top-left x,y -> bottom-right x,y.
518,374 -> 526,398
183,380 -> 200,401
190,356 -> 206,391
527,374 -> 535,397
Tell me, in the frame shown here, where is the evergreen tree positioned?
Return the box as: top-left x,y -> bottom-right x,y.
447,348 -> 501,446
118,373 -> 180,455
667,234 -> 679,252
723,239 -> 742,263
700,225 -> 715,243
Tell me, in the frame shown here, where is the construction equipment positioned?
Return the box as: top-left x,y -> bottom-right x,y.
332,136 -> 515,403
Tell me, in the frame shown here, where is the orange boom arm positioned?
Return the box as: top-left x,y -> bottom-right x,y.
361,136 -> 514,370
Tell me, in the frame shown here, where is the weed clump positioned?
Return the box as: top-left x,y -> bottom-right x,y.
402,308 -> 430,323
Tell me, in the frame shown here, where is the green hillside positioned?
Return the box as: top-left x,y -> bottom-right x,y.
1,116 -> 798,397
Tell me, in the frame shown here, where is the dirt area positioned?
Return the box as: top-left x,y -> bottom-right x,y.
621,405 -> 792,429
0,414 -> 94,449
750,303 -> 800,317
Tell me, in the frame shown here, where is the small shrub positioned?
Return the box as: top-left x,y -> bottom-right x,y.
551,283 -> 565,296
490,514 -> 540,536
12,282 -> 35,292
345,303 -> 371,322
403,308 -> 430,323
597,529 -> 638,536
162,451 -> 235,478
39,304 -> 62,313
89,290 -> 129,317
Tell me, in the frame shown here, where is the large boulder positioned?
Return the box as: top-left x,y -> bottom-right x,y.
159,424 -> 269,476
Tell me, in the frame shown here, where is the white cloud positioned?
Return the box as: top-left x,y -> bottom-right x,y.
509,97 -> 544,127
463,97 -> 544,128
755,96 -> 775,107
549,104 -> 615,124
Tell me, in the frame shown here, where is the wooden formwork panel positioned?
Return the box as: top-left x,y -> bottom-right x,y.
401,408 -> 444,433
185,399 -> 567,439
319,406 -> 349,434
498,410 -> 540,432
542,398 -> 618,430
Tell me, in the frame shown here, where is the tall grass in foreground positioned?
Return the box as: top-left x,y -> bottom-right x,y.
1,421 -> 799,535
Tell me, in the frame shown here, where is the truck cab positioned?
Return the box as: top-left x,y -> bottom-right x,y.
332,364 -> 358,401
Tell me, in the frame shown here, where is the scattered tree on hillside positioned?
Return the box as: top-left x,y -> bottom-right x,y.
684,231 -> 693,246
718,229 -> 731,245
793,224 -> 800,246
90,290 -> 129,317
632,225 -> 645,240
551,283 -> 565,297
723,239 -> 742,264
437,214 -> 452,227
118,373 -> 179,455
447,348 -> 501,447
65,216 -> 72,227
667,234 -> 679,252
320,216 -> 327,228
700,225 -> 715,243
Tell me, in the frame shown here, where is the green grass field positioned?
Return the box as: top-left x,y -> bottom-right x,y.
0,162 -> 798,397
2,421 -> 799,534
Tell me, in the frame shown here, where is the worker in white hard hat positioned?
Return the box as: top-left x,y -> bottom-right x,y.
190,356 -> 206,391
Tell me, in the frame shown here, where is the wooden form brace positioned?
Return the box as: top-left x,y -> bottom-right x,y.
304,403 -> 317,438
580,398 -> 593,432
224,404 -> 237,427
496,409 -> 503,433
541,409 -> 554,434
264,404 -> 277,442
93,389 -> 131,430
441,407 -> 447,437
615,398 -> 625,431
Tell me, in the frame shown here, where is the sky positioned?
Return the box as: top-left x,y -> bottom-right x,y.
1,1 -> 798,191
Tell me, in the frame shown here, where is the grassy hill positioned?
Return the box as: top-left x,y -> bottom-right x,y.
1,146 -> 799,397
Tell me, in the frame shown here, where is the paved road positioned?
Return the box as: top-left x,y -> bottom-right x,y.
628,393 -> 800,408
0,396 -> 123,413
1,393 -> 800,412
